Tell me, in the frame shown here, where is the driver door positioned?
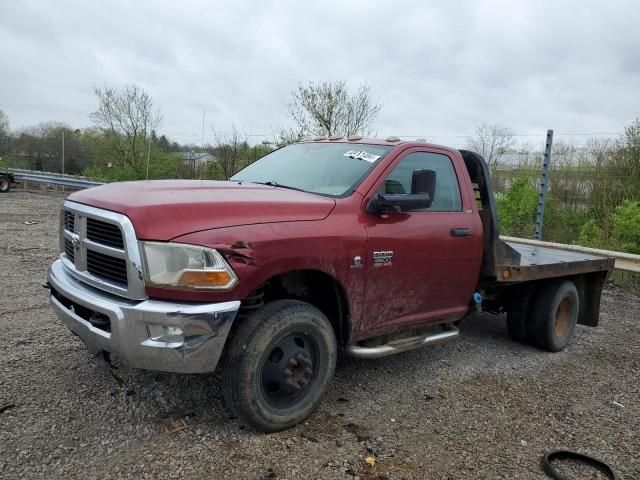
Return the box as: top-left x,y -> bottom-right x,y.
361,148 -> 482,332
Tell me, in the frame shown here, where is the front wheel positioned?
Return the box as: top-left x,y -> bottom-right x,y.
221,300 -> 337,432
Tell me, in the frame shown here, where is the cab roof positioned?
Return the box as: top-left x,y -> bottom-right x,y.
299,136 -> 460,154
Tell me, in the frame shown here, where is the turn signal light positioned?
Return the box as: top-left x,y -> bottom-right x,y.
178,271 -> 232,287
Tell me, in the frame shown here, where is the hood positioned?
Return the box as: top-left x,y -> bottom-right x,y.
69,180 -> 336,240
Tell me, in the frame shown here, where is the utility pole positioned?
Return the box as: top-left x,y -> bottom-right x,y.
201,109 -> 206,149
62,130 -> 65,193
534,129 -> 554,240
146,136 -> 151,180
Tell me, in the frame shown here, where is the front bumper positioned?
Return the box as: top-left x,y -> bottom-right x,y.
47,259 -> 240,373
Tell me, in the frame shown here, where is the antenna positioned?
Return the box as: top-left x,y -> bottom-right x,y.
201,109 -> 206,149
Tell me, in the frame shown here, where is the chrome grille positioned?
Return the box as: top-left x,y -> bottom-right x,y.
87,250 -> 127,285
64,238 -> 75,262
64,210 -> 74,231
59,201 -> 147,300
87,218 -> 124,249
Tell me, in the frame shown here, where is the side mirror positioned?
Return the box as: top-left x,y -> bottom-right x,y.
411,168 -> 436,197
367,169 -> 437,214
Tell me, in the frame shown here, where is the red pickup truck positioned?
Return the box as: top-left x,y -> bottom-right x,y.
47,137 -> 614,431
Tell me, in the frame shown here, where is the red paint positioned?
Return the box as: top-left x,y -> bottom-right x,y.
70,180 -> 336,240
68,140 -> 485,342
358,145 -> 483,333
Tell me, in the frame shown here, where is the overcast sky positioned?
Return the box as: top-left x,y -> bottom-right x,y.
1,0 -> 639,148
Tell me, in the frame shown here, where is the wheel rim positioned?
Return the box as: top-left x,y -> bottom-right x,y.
0,179 -> 8,191
260,332 -> 318,408
554,297 -> 573,337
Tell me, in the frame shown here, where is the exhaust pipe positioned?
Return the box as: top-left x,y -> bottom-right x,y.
345,326 -> 459,359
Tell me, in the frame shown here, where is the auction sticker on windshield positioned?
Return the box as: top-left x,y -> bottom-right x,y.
344,150 -> 381,163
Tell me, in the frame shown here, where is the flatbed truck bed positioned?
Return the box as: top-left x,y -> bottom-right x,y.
497,242 -> 615,282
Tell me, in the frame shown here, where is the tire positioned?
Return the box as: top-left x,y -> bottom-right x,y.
530,280 -> 579,352
0,176 -> 10,193
506,285 -> 537,344
221,299 -> 337,432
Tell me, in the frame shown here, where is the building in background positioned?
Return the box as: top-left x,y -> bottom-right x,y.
177,151 -> 218,169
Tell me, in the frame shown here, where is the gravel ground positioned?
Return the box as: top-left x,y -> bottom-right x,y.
1,188 -> 639,480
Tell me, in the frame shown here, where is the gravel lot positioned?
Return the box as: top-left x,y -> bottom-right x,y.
1,188 -> 639,479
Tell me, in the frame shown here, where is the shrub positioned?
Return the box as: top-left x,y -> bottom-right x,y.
496,177 -> 538,237
543,208 -> 590,244
84,152 -> 184,182
611,200 -> 640,254
578,219 -> 604,248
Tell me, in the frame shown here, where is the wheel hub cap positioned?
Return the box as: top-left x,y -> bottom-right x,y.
283,353 -> 313,391
554,297 -> 572,337
261,333 -> 318,407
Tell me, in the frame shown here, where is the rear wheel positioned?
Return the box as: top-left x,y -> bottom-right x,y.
531,280 -> 579,352
506,285 -> 537,344
221,300 -> 337,432
0,175 -> 10,193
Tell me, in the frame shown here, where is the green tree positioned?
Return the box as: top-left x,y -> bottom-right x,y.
578,219 -> 604,248
611,200 -> 640,254
0,109 -> 9,169
90,84 -> 162,176
9,122 -> 88,173
0,109 -> 9,156
496,177 -> 538,237
211,125 -> 248,179
82,126 -> 185,182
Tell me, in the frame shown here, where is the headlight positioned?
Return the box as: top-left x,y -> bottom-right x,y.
140,242 -> 238,290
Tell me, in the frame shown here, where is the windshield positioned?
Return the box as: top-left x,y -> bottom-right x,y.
230,143 -> 391,196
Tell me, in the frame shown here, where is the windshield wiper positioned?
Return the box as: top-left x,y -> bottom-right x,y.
253,181 -> 307,192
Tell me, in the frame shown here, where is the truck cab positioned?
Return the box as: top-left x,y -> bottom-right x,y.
47,137 -> 613,431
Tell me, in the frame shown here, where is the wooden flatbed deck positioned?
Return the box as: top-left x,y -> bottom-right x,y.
496,242 -> 615,282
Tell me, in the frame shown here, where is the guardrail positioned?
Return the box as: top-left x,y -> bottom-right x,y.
11,172 -> 103,189
9,168 -> 74,177
501,235 -> 640,273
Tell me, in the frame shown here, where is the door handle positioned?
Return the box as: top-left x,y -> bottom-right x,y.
450,228 -> 472,237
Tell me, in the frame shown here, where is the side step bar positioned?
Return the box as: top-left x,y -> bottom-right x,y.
345,326 -> 459,359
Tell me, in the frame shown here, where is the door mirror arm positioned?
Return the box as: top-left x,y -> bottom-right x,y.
367,193 -> 432,214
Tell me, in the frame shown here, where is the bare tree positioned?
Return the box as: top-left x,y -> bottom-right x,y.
516,142 -> 533,155
0,109 -> 9,155
552,141 -> 578,165
466,124 -> 515,166
288,81 -> 381,137
0,109 -> 8,135
90,84 -> 162,173
586,136 -> 613,169
211,125 -> 248,179
272,126 -> 305,148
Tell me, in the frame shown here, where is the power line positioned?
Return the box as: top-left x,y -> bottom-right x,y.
161,131 -> 623,140
397,132 -> 622,138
